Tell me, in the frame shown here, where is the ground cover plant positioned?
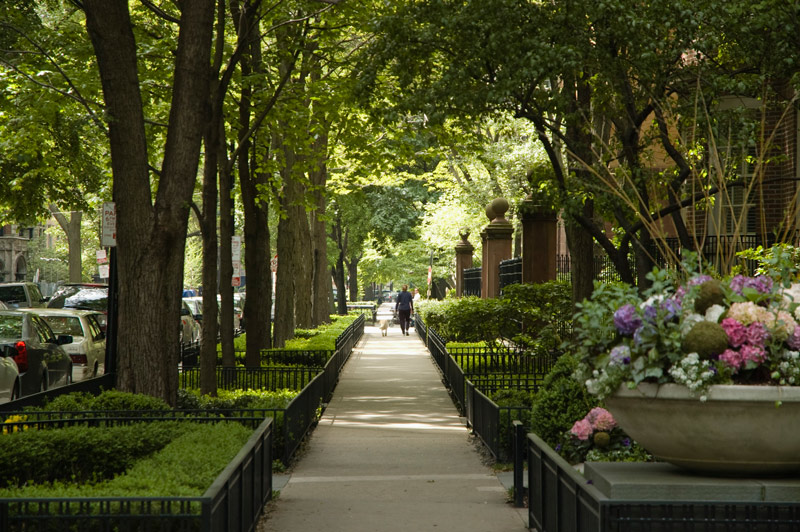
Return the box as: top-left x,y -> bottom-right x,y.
0,421 -> 252,498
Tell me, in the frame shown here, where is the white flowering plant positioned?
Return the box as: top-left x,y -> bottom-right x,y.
571,247 -> 800,401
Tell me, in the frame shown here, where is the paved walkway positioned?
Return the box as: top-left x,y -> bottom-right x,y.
258,320 -> 528,532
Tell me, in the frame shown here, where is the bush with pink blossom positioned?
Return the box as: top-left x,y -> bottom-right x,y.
571,246 -> 800,402
557,407 -> 650,464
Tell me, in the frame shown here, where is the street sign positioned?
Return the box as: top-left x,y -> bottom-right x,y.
232,276 -> 241,287
101,202 -> 117,247
231,236 -> 241,261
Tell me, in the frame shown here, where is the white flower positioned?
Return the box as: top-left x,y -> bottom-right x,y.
680,313 -> 704,335
705,304 -> 726,323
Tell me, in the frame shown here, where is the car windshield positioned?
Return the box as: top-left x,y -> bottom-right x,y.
49,287 -> 108,312
0,315 -> 23,340
41,316 -> 83,337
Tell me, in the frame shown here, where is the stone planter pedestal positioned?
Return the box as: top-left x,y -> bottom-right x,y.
605,383 -> 800,476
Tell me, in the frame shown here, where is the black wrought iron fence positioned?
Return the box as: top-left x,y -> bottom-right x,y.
463,267 -> 482,297
499,257 -> 523,293
179,366 -> 321,391
0,417 -> 273,532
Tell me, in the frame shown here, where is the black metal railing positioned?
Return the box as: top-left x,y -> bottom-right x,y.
448,347 -> 556,377
526,432 -> 800,531
179,366 -> 322,391
0,417 -> 273,532
499,257 -> 523,293
463,267 -> 482,297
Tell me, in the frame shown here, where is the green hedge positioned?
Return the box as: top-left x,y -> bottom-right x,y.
0,421 -> 195,488
0,422 -> 251,497
229,313 -> 359,352
417,281 -> 573,349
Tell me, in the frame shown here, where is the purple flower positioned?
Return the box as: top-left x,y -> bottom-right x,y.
729,275 -> 773,296
643,304 -> 658,323
661,297 -> 681,320
788,326 -> 800,350
609,345 -> 631,365
614,304 -> 642,336
622,438 -> 631,447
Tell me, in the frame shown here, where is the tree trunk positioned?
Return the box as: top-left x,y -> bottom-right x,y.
83,0 -> 214,405
346,256 -> 360,302
274,137 -> 301,347
218,139 -> 236,366
49,205 -> 82,282
309,122 -> 330,326
199,130 -> 219,395
234,0 -> 273,364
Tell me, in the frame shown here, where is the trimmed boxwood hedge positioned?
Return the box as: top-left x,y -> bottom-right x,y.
0,421 -> 252,497
0,421 -> 195,488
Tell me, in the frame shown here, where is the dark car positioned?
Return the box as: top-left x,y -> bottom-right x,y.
0,310 -> 73,396
47,283 -> 109,331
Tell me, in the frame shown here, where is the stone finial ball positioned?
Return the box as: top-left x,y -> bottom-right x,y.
485,203 -> 496,221
489,197 -> 509,219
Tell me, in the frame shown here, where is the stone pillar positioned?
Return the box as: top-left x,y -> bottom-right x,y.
454,228 -> 474,297
483,198 -> 514,299
520,196 -> 558,283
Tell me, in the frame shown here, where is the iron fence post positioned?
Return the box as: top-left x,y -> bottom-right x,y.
512,420 -> 524,507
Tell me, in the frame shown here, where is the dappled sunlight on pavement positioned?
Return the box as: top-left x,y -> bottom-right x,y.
259,322 -> 528,532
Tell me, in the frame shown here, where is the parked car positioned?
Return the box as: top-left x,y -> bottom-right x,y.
0,282 -> 47,308
180,300 -> 201,346
0,346 -> 20,403
47,283 -> 109,331
183,297 -> 203,323
0,310 -> 72,396
23,308 -> 106,381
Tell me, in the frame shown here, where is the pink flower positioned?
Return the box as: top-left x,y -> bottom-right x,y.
745,322 -> 769,348
721,318 -> 747,347
570,419 -> 593,441
719,348 -> 743,370
590,409 -> 617,431
740,344 -> 767,366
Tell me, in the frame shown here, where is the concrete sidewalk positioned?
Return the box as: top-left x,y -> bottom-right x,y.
258,324 -> 528,532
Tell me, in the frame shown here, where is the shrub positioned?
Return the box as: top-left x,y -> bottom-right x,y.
417,281 -> 573,349
177,388 -> 297,410
0,421 -> 194,488
0,422 -> 252,497
24,390 -> 171,416
529,353 -> 599,448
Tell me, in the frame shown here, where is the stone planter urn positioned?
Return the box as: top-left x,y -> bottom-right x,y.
604,383 -> 800,476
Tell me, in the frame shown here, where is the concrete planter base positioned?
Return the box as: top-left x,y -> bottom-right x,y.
605,383 -> 800,476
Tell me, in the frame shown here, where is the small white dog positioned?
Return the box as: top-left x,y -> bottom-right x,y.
379,319 -> 390,336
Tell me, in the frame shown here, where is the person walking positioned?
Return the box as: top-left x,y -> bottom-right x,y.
395,284 -> 414,336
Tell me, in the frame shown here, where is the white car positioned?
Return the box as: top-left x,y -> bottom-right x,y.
22,308 -> 106,381
180,299 -> 201,346
0,349 -> 20,403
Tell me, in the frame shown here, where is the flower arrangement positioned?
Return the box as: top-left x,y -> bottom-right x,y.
557,407 -> 650,464
571,248 -> 800,401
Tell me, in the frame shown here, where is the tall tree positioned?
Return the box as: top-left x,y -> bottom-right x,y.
83,0 -> 215,404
